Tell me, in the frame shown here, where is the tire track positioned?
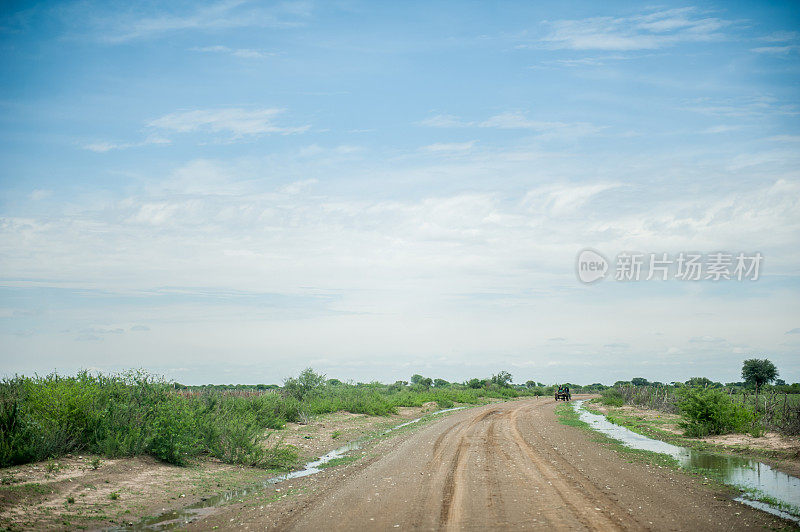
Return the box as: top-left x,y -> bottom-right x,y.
265,397 -> 789,532
508,404 -> 639,530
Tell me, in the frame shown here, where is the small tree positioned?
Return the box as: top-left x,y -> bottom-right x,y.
410,374 -> 424,385
466,378 -> 484,389
491,371 -> 513,388
433,378 -> 449,388
685,377 -> 714,388
283,367 -> 326,400
525,380 -> 536,389
742,359 -> 778,389
631,377 -> 649,386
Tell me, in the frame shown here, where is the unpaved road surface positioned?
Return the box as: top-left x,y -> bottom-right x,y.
199,397 -> 793,530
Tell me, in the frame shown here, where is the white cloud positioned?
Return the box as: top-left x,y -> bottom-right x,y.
3,145 -> 799,383
148,108 -> 309,137
522,182 -> 620,216
30,189 -> 53,201
88,0 -> 312,43
420,141 -> 476,153
281,179 -> 318,194
83,136 -> 171,152
750,45 -> 800,55
682,95 -> 798,118
419,111 -> 603,139
700,125 -> 741,134
190,45 -> 275,59
539,8 -> 730,51
418,114 -> 467,128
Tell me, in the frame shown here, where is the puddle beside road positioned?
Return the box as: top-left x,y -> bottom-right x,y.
573,400 -> 800,522
118,406 -> 465,530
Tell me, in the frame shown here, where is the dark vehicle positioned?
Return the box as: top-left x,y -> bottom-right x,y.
554,385 -> 571,401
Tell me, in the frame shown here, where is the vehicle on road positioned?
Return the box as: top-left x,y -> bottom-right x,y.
554,385 -> 571,401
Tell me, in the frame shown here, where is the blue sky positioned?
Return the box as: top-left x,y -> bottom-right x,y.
1,1 -> 799,385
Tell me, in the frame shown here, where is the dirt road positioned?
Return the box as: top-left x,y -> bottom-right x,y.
199,397 -> 792,530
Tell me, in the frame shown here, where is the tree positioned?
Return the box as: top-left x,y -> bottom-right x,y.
631,377 -> 650,386
466,378 -> 484,389
410,374 -> 424,385
685,377 -> 713,388
742,359 -> 778,389
491,371 -> 513,387
525,380 -> 536,389
419,377 -> 433,388
283,367 -> 326,400
433,378 -> 449,388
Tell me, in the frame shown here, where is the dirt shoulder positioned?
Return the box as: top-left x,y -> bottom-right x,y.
589,401 -> 800,478
0,402 -> 447,531
193,396 -> 795,531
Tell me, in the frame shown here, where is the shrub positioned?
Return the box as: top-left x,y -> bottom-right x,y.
677,388 -> 757,437
600,388 -> 624,406
0,372 -> 297,469
283,368 -> 326,401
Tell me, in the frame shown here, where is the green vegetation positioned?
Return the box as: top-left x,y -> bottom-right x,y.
0,370 -> 296,469
599,388 -> 624,407
601,359 -> 800,437
555,403 -> 680,470
554,402 -> 588,428
742,358 -> 778,390
676,387 -> 758,437
0,367 -> 540,470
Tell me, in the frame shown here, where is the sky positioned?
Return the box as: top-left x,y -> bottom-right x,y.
1,1 -> 799,386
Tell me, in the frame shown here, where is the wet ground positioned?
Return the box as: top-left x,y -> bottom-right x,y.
574,400 -> 800,522
191,397 -> 796,530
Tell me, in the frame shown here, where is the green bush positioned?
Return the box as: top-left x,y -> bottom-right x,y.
0,369 -> 540,470
600,388 -> 624,406
0,371 -> 296,469
677,388 -> 757,437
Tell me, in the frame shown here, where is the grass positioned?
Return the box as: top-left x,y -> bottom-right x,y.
555,402 -> 697,474
585,400 -> 800,465
568,401 -> 800,505
741,491 -> 800,519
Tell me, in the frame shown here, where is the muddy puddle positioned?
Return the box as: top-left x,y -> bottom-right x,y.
114,407 -> 465,530
573,400 -> 800,523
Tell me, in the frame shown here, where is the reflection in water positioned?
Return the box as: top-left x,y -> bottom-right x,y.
574,400 -> 800,521
117,407 -> 466,530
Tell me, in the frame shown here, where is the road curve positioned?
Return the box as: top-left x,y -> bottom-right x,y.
267,398 -> 789,531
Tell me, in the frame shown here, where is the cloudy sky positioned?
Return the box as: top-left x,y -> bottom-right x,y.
1,1 -> 799,385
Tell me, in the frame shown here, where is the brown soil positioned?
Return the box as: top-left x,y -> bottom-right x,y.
191,397 -> 796,531
0,405 -> 435,530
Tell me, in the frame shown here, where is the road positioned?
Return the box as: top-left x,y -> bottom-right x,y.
198,397 -> 792,531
